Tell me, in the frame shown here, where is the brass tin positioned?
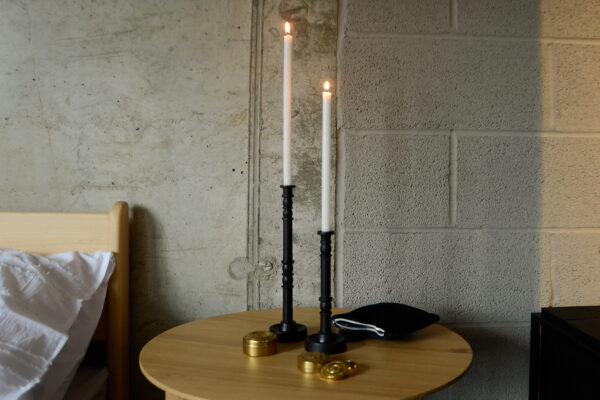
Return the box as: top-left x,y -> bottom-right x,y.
297,352 -> 330,373
243,331 -> 277,357
319,360 -> 350,381
319,360 -> 358,381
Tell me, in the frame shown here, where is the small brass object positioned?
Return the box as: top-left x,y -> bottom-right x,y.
297,352 -> 330,373
345,360 -> 358,376
319,360 -> 350,381
319,360 -> 358,381
243,331 -> 277,357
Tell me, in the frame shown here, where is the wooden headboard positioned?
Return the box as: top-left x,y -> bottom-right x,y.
0,201 -> 129,400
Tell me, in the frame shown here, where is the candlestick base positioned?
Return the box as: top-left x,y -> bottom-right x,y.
269,321 -> 307,343
305,332 -> 346,354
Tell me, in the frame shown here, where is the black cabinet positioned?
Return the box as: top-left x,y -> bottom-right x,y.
530,306 -> 600,400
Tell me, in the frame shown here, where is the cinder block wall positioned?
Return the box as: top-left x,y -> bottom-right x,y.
337,1 -> 600,398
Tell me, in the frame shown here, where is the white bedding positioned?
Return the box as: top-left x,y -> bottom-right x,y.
0,249 -> 114,400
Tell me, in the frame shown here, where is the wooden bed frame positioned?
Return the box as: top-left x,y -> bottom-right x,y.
0,201 -> 129,400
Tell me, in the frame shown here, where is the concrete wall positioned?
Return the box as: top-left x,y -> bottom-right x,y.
248,0 -> 338,311
337,1 -> 600,399
0,0 -> 337,397
1,1 -> 252,397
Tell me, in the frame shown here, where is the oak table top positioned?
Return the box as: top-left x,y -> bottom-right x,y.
139,308 -> 472,400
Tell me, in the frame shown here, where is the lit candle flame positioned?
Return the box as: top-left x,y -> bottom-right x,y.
285,22 -> 291,34
323,81 -> 330,91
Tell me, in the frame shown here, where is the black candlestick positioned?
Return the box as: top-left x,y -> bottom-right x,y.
270,185 -> 307,342
305,230 -> 346,354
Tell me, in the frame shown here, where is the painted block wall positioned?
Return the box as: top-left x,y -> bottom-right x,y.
337,1 -> 600,399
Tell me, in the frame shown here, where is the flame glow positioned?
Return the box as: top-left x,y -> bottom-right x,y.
323,81 -> 330,91
284,22 -> 291,34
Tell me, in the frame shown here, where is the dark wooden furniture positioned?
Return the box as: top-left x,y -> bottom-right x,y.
530,306 -> 600,400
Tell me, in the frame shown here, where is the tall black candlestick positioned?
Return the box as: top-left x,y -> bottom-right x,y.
270,185 -> 307,342
305,230 -> 346,354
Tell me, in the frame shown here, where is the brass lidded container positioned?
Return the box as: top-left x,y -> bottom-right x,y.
319,360 -> 359,381
243,331 -> 277,357
297,352 -> 330,373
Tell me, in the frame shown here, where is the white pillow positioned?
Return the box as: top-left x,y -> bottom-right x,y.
0,249 -> 114,400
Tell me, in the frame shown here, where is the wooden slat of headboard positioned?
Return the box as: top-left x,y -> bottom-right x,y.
107,202 -> 129,400
0,212 -> 109,255
0,202 -> 129,400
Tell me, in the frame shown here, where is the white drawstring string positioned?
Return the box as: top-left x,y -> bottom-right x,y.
333,318 -> 386,337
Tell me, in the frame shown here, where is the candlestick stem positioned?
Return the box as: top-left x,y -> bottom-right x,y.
270,185 -> 307,342
305,230 -> 346,354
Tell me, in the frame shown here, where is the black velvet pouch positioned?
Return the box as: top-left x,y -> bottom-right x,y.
332,303 -> 440,340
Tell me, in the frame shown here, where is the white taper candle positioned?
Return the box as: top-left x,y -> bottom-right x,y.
322,81 -> 332,232
283,22 -> 293,185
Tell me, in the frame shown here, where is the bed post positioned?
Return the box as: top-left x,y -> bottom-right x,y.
108,202 -> 129,400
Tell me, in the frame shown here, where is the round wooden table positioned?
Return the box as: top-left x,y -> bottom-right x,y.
140,308 -> 472,400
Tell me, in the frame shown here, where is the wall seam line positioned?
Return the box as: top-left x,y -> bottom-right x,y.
450,0 -> 458,33
550,233 -> 560,307
246,0 -> 264,310
444,321 -> 531,328
345,31 -> 600,45
548,43 -> 556,130
344,227 -> 600,233
455,131 -> 600,137
449,131 -> 457,227
335,129 -> 346,308
346,129 -> 452,136
344,129 -> 600,137
334,0 -> 348,308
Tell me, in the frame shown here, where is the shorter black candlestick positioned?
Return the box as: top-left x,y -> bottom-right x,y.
270,185 -> 307,342
305,230 -> 346,354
